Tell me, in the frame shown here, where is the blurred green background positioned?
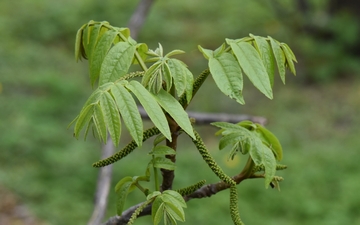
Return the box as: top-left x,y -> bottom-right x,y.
1,0 -> 360,224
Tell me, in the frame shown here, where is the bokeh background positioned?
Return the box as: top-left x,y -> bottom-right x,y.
1,0 -> 360,224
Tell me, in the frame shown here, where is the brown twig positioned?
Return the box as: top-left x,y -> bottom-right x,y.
101,157 -> 256,225
128,0 -> 156,39
87,136 -> 115,225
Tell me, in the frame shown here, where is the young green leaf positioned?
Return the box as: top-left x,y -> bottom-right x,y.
268,36 -> 286,84
152,157 -> 176,170
163,190 -> 187,208
133,43 -> 149,64
281,43 -> 297,62
198,45 -> 214,59
85,23 -> 102,60
212,122 -> 248,135
165,49 -> 185,58
213,43 -> 226,57
152,201 -> 165,225
75,23 -> 87,61
251,34 -> 276,87
111,82 -> 143,146
81,22 -> 93,59
115,176 -> 135,215
184,67 -> 194,104
151,89 -> 195,139
255,124 -> 283,161
116,27 -> 131,40
237,120 -> 256,130
248,135 -> 264,166
99,92 -> 121,146
167,59 -> 186,97
126,81 -> 171,141
163,201 -> 185,222
74,104 -> 94,139
93,103 -> 107,143
246,133 -> 276,188
262,145 -> 277,188
219,132 -> 249,152
142,61 -> 162,88
280,43 -> 296,75
89,29 -> 118,87
149,145 -> 176,156
99,42 -> 136,86
147,191 -> 162,200
162,63 -> 173,92
153,134 -> 166,146
148,65 -> 163,94
227,39 -> 273,99
209,52 -> 245,105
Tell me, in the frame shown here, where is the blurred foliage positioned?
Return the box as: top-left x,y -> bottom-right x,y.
0,0 -> 360,225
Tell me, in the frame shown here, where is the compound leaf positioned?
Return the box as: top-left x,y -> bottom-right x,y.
262,145 -> 277,188
84,23 -> 102,60
163,201 -> 185,222
149,145 -> 176,156
162,63 -> 173,92
209,52 -> 245,105
142,61 -> 161,88
153,157 -> 176,170
152,89 -> 195,139
90,29 -> 118,87
165,49 -> 185,58
99,42 -> 136,86
74,104 -> 94,139
75,23 -> 87,61
281,43 -> 296,75
227,39 -> 273,99
269,36 -> 286,84
93,103 -> 107,143
126,81 -> 171,141
198,45 -> 213,59
168,59 -> 186,97
115,176 -> 135,215
100,91 -> 121,146
152,201 -> 165,225
255,124 -> 283,161
111,82 -> 143,146
251,34 -> 276,87
163,190 -> 187,208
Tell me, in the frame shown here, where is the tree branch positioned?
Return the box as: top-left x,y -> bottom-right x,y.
128,0 -> 156,39
87,136 -> 115,225
101,157 -> 257,225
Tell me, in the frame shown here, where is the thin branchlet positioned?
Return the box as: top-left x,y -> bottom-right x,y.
93,127 -> 160,167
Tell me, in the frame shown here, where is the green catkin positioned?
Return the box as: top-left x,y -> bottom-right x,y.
119,71 -> 145,81
176,180 -> 206,196
179,69 -> 210,107
192,130 -> 235,186
230,185 -> 244,225
126,199 -> 152,225
92,127 -> 160,167
252,164 -> 287,173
